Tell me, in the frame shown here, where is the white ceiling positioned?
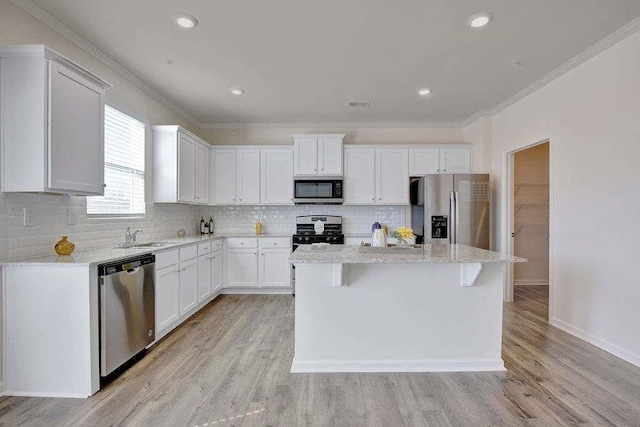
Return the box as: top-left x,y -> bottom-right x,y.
30,0 -> 640,125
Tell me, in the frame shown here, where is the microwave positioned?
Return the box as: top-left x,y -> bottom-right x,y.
293,178 -> 343,204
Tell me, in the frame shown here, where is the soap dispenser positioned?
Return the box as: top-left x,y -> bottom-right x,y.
255,218 -> 263,236
371,222 -> 387,247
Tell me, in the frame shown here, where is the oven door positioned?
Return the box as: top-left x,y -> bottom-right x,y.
293,179 -> 343,204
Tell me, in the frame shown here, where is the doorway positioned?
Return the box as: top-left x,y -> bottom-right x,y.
505,140 -> 551,315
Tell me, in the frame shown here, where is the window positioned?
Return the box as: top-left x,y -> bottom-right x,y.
87,105 -> 146,216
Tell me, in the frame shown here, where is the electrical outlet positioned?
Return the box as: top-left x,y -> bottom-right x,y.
23,208 -> 34,227
67,208 -> 77,225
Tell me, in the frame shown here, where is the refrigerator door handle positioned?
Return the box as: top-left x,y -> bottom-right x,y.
454,191 -> 460,244
449,191 -> 455,244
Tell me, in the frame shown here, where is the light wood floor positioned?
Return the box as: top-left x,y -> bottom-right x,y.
2,286 -> 640,426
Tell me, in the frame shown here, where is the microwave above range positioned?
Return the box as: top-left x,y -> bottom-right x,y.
293,178 -> 343,204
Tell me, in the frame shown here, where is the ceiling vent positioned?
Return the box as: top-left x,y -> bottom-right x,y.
347,101 -> 371,108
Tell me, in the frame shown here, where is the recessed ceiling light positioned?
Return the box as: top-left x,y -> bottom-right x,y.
467,12 -> 493,28
176,14 -> 198,29
229,88 -> 245,95
417,88 -> 432,96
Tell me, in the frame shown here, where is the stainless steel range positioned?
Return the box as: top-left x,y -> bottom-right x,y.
292,215 -> 344,249
291,215 -> 344,294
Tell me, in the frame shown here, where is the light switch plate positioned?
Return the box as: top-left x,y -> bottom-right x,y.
67,208 -> 77,225
23,208 -> 34,227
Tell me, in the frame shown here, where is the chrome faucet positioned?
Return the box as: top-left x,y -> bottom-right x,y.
124,226 -> 143,247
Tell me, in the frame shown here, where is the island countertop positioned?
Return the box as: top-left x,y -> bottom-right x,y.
290,244 -> 526,264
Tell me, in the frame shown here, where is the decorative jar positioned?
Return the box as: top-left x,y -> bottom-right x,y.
54,236 -> 75,255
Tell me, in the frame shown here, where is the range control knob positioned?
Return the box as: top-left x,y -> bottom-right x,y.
326,236 -> 331,242
304,236 -> 310,242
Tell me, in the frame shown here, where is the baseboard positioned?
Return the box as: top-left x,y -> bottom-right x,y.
551,317 -> 640,368
221,288 -> 293,295
290,358 -> 506,373
514,280 -> 548,286
0,381 -> 4,397
2,389 -> 90,398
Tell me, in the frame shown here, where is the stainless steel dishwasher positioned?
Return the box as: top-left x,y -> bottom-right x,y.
99,254 -> 155,377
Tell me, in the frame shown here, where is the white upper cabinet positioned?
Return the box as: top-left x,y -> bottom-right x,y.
376,148 -> 409,205
211,148 -> 260,205
0,46 -> 111,195
177,134 -> 195,203
237,149 -> 260,204
344,147 -> 408,205
261,148 -> 293,205
211,149 -> 237,204
409,147 -> 471,175
318,137 -> 344,175
409,148 -> 440,175
293,137 -> 318,175
344,148 -> 376,204
195,142 -> 210,204
440,148 -> 471,173
293,134 -> 345,176
152,126 -> 211,205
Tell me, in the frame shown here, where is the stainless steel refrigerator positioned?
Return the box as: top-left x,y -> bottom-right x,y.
410,174 -> 490,249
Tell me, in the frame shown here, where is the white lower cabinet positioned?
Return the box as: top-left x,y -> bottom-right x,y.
227,249 -> 259,287
179,258 -> 198,315
154,241 -> 223,341
198,253 -> 212,302
259,249 -> 291,287
211,249 -> 223,292
225,237 -> 291,290
155,264 -> 180,337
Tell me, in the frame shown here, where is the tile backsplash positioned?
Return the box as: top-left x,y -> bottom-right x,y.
205,205 -> 407,236
0,193 -> 407,261
0,193 -> 201,261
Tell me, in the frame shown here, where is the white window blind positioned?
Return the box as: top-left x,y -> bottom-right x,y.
87,105 -> 145,216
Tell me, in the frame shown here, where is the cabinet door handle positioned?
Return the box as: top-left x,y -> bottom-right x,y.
273,242 -> 277,245
437,169 -> 440,172
443,169 -> 447,172
101,184 -> 107,187
371,198 -> 374,201
321,168 -> 324,171
254,252 -> 257,255
176,269 -> 180,273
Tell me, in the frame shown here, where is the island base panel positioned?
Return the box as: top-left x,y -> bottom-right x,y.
293,263 -> 506,373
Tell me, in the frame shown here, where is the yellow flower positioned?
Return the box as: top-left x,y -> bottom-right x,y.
396,226 -> 414,239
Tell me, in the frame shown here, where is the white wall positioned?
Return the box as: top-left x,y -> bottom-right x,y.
489,29 -> 640,366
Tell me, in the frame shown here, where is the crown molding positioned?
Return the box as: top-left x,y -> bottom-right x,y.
197,121 -> 464,130
9,0 -> 202,127
487,14 -> 640,119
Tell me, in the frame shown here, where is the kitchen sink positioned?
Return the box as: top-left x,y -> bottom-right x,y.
115,242 -> 173,249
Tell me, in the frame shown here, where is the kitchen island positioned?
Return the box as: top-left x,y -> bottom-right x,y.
290,244 -> 525,373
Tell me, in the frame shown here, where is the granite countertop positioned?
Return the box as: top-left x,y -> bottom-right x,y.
2,233 -> 292,267
289,244 -> 527,265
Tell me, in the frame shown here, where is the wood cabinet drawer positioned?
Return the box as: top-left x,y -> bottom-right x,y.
155,249 -> 179,270
226,238 -> 258,249
259,238 -> 291,249
179,245 -> 198,262
198,242 -> 211,255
